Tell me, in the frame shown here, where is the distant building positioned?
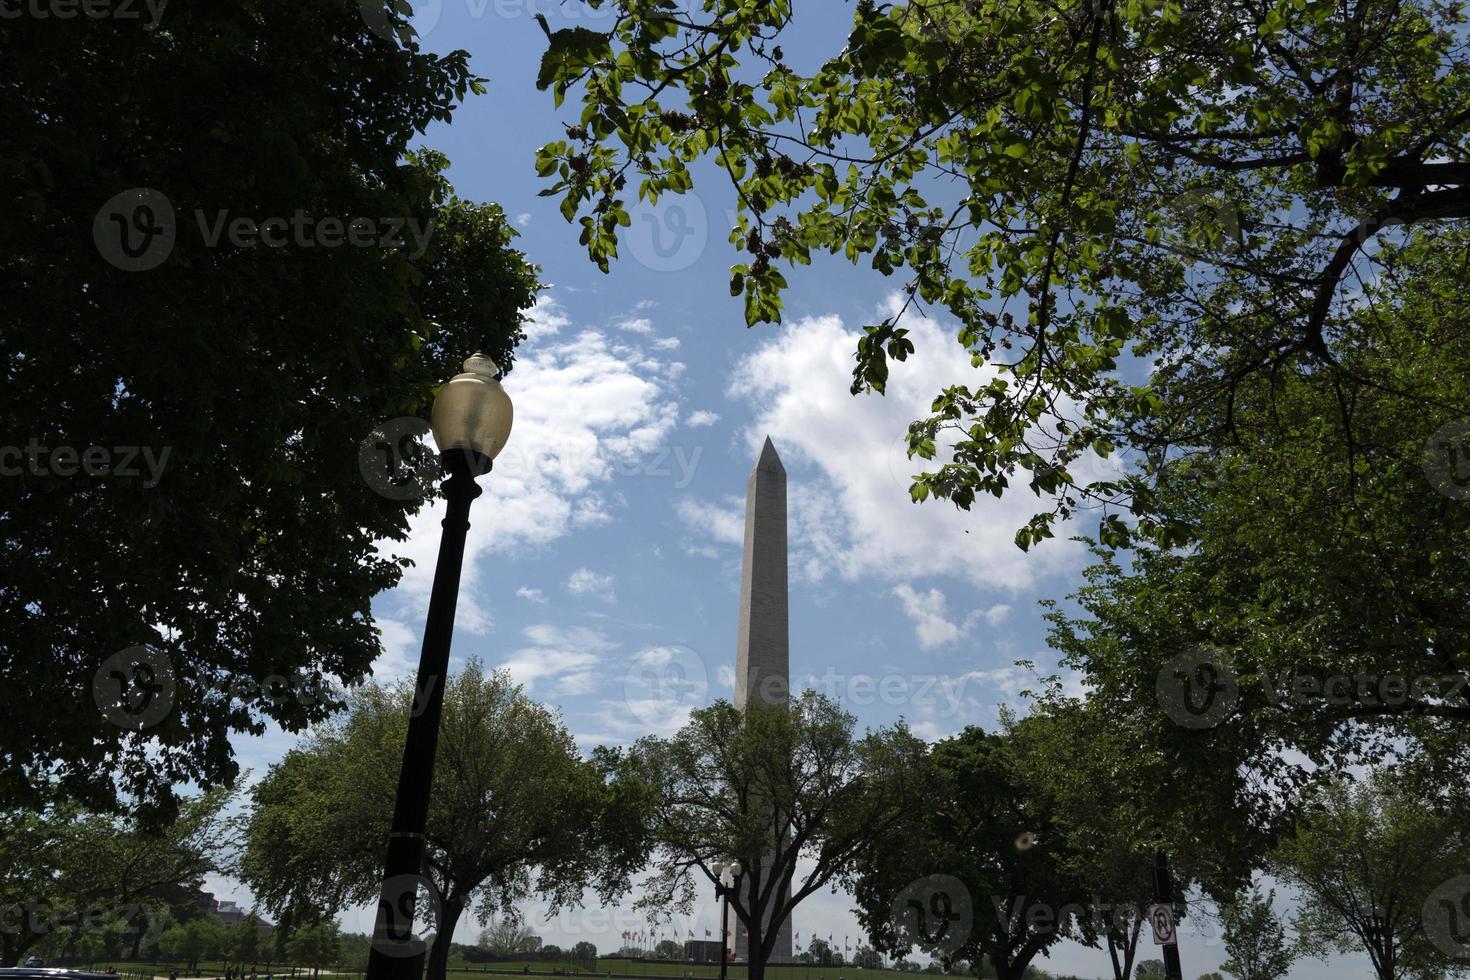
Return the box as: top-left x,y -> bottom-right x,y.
199,891 -> 267,928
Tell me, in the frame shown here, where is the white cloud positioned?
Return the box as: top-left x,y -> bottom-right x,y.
587,642 -> 712,740
905,666 -> 1032,742
515,212 -> 532,228
981,602 -> 1011,626
515,586 -> 547,604
674,497 -> 744,557
372,617 -> 421,682
652,337 -> 680,350
375,302 -> 679,659
696,299 -> 1092,591
566,567 -> 617,602
888,589 -> 1016,651
617,316 -> 655,334
891,584 -> 964,650
499,624 -> 618,697
685,409 -> 720,428
524,294 -> 569,339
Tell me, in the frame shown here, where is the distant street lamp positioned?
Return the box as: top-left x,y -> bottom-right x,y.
365,355 -> 514,980
713,860 -> 743,980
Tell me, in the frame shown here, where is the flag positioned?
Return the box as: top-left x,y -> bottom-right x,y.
705,930 -> 711,938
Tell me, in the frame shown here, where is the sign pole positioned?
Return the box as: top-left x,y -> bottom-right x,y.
1151,852 -> 1184,980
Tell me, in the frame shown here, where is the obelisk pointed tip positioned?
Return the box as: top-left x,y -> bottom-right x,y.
755,435 -> 785,474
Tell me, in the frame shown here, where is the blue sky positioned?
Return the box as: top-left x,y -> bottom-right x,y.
209,3 -> 1362,977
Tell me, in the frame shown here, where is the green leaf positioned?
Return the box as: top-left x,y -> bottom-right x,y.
536,27 -> 613,91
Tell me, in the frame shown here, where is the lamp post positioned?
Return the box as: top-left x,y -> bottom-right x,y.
712,860 -> 742,980
365,355 -> 514,980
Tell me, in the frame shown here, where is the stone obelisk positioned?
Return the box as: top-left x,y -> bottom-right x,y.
735,436 -> 789,711
729,436 -> 794,963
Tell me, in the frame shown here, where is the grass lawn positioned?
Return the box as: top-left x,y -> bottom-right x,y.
447,964 -> 932,980
99,963 -> 352,979
448,965 -> 591,976
82,957 -> 936,980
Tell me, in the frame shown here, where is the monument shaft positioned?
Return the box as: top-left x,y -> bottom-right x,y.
730,437 -> 794,964
736,437 -> 789,709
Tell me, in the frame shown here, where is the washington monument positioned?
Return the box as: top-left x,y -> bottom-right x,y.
729,436 -> 794,963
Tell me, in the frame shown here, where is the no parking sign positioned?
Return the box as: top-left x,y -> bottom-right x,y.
1149,904 -> 1177,946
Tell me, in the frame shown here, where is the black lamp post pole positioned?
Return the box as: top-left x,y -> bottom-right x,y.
716,875 -> 742,980
366,449 -> 486,980
1152,851 -> 1184,980
717,881 -> 730,980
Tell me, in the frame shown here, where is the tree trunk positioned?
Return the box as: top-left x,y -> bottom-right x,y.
3,932 -> 45,968
746,906 -> 764,980
990,947 -> 1036,980
424,896 -> 466,980
1105,916 -> 1142,980
1368,936 -> 1395,980
1105,928 -> 1124,980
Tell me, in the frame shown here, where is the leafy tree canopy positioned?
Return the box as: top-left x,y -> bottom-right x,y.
1218,888 -> 1296,980
1046,229 -> 1470,801
239,662 -> 644,980
285,921 -> 343,978
852,726 -> 1099,980
1270,770 -> 1470,980
479,914 -> 545,956
1002,700 -> 1260,980
625,693 -> 927,980
0,789 -> 236,967
534,0 -> 1470,551
1,0 -> 539,818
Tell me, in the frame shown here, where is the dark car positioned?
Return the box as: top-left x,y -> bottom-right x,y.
0,970 -> 120,980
